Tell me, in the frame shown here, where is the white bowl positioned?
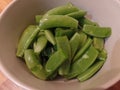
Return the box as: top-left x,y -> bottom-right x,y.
0,0 -> 120,90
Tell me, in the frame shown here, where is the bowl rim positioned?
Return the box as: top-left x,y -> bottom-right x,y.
0,0 -> 120,89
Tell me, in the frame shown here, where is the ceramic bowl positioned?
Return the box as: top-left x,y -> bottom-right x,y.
0,0 -> 120,90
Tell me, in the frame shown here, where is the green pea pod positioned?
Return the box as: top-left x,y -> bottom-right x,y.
35,15 -> 43,24
44,30 -> 56,45
67,10 -> 86,19
93,37 -> 104,51
34,35 -> 47,54
70,32 -> 81,59
83,25 -> 112,38
39,15 -> 78,29
67,45 -> 99,79
98,49 -> 107,61
45,49 -> 67,77
73,38 -> 92,62
16,25 -> 40,57
55,28 -> 75,39
24,49 -> 47,80
56,36 -> 71,76
79,17 -> 99,26
79,31 -> 87,47
77,60 -> 104,82
45,3 -> 79,16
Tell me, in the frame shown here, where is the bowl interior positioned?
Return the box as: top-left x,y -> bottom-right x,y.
0,0 -> 120,90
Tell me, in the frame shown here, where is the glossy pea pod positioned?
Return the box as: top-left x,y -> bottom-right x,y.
67,10 -> 86,19
39,15 -> 78,29
44,3 -> 79,16
70,32 -> 81,59
73,37 -> 92,62
67,45 -> 99,79
45,49 -> 67,77
16,25 -> 40,57
55,28 -> 75,39
56,36 -> 71,76
24,49 -> 47,80
77,60 -> 104,82
35,15 -> 43,24
83,25 -> 112,38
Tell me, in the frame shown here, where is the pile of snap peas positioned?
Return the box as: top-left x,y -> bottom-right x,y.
16,3 -> 111,81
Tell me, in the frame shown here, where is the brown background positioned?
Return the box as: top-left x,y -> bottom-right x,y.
0,0 -> 120,90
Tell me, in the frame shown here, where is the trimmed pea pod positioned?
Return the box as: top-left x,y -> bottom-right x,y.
35,15 -> 43,24
45,49 -> 67,77
39,15 -> 78,29
77,60 -> 104,82
83,25 -> 112,38
33,35 -> 47,54
93,37 -> 104,51
79,17 -> 99,27
67,45 -> 99,79
56,36 -> 71,76
16,25 -> 40,57
67,10 -> 86,19
55,28 -> 75,39
44,30 -> 56,45
44,3 -> 79,16
98,49 -> 107,61
70,32 -> 81,59
78,31 -> 87,47
24,49 -> 47,80
73,37 -> 92,62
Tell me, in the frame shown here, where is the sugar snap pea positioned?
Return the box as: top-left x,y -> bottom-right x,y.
56,36 -> 71,76
45,49 -> 67,77
24,49 -> 47,80
93,37 -> 104,51
35,15 -> 43,24
16,3 -> 112,82
44,30 -> 56,45
39,15 -> 78,29
67,10 -> 86,19
83,25 -> 112,38
70,32 -> 81,59
34,35 -> 47,54
55,28 -> 75,39
16,25 -> 40,57
67,45 -> 99,79
45,3 -> 79,16
73,37 -> 92,62
77,60 -> 104,81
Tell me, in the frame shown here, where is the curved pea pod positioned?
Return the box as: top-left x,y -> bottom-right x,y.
16,25 -> 40,57
70,32 -> 81,59
35,15 -> 43,24
73,38 -> 92,62
79,17 -> 99,26
56,36 -> 71,76
98,49 -> 107,61
44,3 -> 79,16
93,37 -> 104,51
67,45 -> 99,79
34,35 -> 47,54
67,10 -> 86,19
24,49 -> 47,80
44,30 -> 56,45
83,25 -> 112,38
55,28 -> 75,39
39,15 -> 78,29
45,49 -> 67,77
77,60 -> 104,82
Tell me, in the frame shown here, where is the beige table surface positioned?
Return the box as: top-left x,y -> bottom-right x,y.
0,0 -> 120,90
